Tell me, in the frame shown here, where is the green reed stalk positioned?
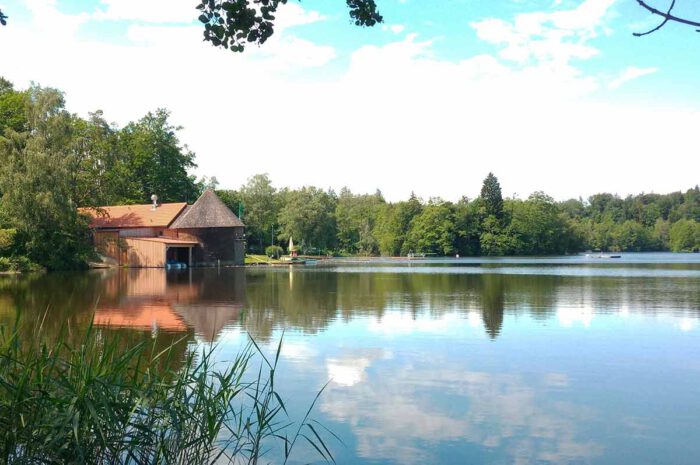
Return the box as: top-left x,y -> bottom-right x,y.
0,317 -> 334,465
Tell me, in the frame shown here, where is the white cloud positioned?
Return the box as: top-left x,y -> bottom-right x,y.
382,23 -> 406,34
281,340 -> 317,361
93,0 -> 196,23
557,305 -> 594,328
471,0 -> 615,65
24,0 -> 89,37
608,66 -> 658,89
368,311 -> 465,335
274,3 -> 326,31
678,317 -> 697,332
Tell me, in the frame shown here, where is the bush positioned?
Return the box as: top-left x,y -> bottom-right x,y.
0,256 -> 42,273
0,229 -> 17,255
265,245 -> 283,259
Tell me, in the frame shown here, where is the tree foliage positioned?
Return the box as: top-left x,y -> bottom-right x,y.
0,84 -> 92,270
118,109 -> 200,203
335,188 -> 383,255
374,192 -> 422,256
225,172 -> 699,258
404,200 -> 457,256
480,172 -> 504,221
669,219 -> 700,252
196,0 -> 382,52
239,173 -> 279,252
277,186 -> 337,253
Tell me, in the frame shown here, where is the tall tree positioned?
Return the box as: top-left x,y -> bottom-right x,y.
240,173 -> 278,253
480,172 -> 504,221
335,188 -> 383,255
0,84 -> 92,270
118,109 -> 200,203
0,78 -> 27,135
404,199 -> 457,256
374,192 -> 422,256
509,192 -> 572,255
277,187 -> 337,253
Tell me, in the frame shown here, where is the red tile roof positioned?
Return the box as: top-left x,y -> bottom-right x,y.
79,203 -> 187,229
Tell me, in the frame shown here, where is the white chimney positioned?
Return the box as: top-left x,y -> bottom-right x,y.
151,194 -> 158,210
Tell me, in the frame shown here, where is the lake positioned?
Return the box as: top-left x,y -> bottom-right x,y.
1,252 -> 699,464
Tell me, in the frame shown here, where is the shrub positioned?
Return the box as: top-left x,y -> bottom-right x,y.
0,228 -> 17,255
265,245 -> 283,259
0,256 -> 42,272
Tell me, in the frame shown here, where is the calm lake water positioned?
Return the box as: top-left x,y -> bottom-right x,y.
2,252 -> 700,464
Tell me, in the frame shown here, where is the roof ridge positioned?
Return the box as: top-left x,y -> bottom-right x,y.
170,190 -> 244,229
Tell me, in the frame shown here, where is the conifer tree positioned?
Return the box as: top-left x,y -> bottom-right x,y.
480,172 -> 504,220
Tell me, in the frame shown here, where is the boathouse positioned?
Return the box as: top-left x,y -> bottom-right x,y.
81,190 -> 245,267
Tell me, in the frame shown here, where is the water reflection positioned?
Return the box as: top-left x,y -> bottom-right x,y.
320,362 -> 603,465
1,258 -> 699,465
1,266 -> 699,343
92,268 -> 246,341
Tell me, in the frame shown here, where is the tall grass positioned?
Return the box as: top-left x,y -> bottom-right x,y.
0,317 -> 335,464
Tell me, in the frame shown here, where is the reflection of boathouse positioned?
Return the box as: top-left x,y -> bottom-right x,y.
92,268 -> 246,341
80,190 -> 245,267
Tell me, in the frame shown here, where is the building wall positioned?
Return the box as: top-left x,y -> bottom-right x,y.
92,226 -> 245,267
124,238 -> 167,267
94,231 -> 120,261
173,227 -> 245,266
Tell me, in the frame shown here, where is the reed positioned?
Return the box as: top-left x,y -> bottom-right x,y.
0,317 -> 334,465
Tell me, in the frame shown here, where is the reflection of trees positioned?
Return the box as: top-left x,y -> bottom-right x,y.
1,268 -> 699,345
242,270 -> 700,340
0,271 -> 102,345
242,271 -> 559,340
478,274 -> 504,339
243,270 -> 339,340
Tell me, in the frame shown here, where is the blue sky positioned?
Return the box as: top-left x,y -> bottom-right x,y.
0,0 -> 698,201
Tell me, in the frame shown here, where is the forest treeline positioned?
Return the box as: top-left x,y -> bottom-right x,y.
0,78 -> 698,270
218,173 -> 700,257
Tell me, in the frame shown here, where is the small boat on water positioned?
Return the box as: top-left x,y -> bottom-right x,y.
585,253 -> 622,259
280,256 -> 306,265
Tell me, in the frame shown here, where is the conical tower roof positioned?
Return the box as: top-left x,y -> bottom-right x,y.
170,190 -> 245,229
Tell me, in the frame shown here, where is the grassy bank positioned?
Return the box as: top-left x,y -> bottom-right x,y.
0,319 -> 333,464
245,254 -> 284,265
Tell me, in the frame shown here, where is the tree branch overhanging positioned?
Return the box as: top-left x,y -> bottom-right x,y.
634,0 -> 700,36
